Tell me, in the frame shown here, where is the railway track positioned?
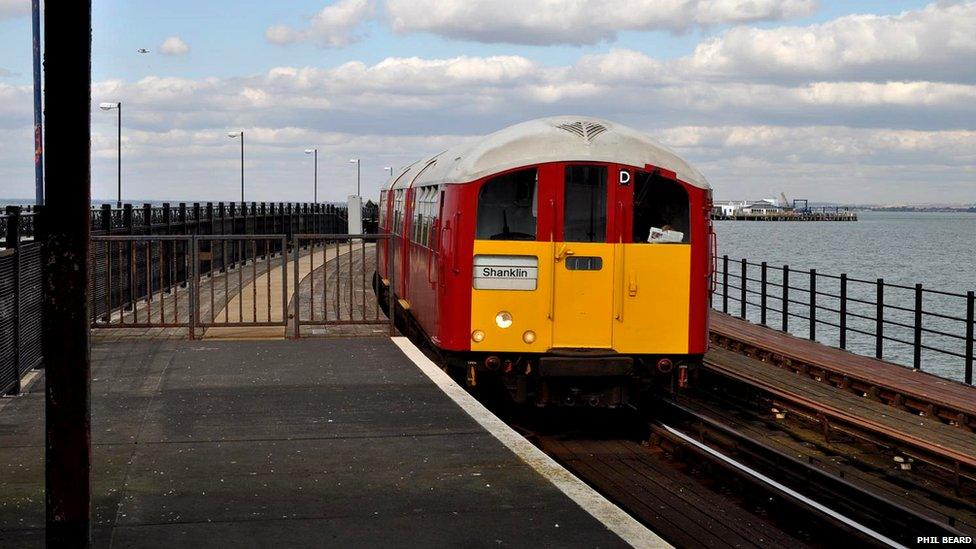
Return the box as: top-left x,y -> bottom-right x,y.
483,389 -> 957,549
697,349 -> 976,522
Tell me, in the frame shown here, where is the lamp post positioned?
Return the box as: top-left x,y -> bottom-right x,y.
349,158 -> 360,197
304,148 -> 318,203
228,131 -> 244,202
98,102 -> 122,207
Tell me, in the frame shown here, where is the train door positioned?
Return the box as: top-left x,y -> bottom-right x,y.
551,165 -> 614,349
611,169 -> 691,354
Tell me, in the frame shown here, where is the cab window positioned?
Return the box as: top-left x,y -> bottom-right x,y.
633,172 -> 689,243
564,165 -> 607,242
476,168 -> 537,241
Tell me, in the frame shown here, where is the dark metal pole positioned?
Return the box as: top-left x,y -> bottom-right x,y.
913,284 -> 922,371
357,159 -> 361,197
965,291 -> 973,385
116,102 -> 121,208
240,130 -> 245,203
760,261 -> 767,325
42,0 -> 93,544
722,255 -> 728,314
32,0 -> 44,205
839,273 -> 847,349
782,265 -> 790,332
876,278 -> 884,359
314,149 -> 318,203
809,269 -> 816,341
739,258 -> 746,319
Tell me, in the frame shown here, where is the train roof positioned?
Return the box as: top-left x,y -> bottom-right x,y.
387,116 -> 710,191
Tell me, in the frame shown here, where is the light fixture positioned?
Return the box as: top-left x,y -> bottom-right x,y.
228,132 -> 240,138
522,330 -> 536,344
471,330 -> 486,343
98,102 -> 118,111
304,149 -> 314,155
495,311 -> 513,329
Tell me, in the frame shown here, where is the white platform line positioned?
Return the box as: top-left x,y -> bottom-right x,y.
392,336 -> 671,549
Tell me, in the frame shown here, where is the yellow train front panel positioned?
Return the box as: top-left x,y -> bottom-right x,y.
470,240 -> 554,353
469,240 -> 691,355
610,244 -> 690,354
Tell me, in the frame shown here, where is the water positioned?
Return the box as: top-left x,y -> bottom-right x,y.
713,211 -> 976,382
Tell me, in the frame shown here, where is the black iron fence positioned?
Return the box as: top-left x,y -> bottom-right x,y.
88,233 -> 395,338
1,201 -> 377,395
713,255 -> 975,385
1,207 -> 43,395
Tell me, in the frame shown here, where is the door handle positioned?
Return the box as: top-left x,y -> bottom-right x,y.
555,244 -> 574,262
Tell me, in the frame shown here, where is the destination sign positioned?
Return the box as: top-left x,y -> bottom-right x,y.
472,255 -> 538,291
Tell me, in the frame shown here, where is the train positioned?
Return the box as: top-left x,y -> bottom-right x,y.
375,116 -> 714,407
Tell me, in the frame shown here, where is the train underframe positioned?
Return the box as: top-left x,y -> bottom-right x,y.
378,275 -> 701,408
445,350 -> 701,408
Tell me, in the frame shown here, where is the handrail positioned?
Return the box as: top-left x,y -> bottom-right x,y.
712,254 -> 975,385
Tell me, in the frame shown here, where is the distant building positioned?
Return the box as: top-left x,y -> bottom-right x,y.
712,200 -> 749,217
742,200 -> 786,215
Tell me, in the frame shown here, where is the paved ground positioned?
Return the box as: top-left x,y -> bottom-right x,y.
0,338 -> 625,547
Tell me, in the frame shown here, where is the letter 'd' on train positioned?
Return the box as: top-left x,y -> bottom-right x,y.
472,255 -> 538,290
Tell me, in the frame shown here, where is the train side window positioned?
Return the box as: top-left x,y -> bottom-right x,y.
633,172 -> 690,243
564,165 -> 607,242
476,168 -> 538,241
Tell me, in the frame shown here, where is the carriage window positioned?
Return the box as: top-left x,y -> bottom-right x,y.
476,168 -> 537,241
564,166 -> 607,242
633,172 -> 689,243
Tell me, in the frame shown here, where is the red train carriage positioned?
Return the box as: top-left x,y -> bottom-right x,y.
376,116 -> 714,407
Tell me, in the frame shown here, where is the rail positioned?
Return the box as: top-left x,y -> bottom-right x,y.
713,255 -> 975,385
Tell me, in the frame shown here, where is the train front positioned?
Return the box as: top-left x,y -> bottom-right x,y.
444,118 -> 714,407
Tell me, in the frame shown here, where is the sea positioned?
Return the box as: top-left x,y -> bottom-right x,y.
714,211 -> 976,382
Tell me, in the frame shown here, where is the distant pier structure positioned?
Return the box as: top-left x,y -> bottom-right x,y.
712,198 -> 857,221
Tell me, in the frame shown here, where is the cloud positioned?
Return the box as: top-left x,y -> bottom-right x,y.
0,0 -> 29,20
682,1 -> 976,83
266,0 -> 374,48
386,0 -> 818,45
160,36 -> 190,56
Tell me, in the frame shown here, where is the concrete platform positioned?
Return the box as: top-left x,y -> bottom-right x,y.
0,338 -> 643,547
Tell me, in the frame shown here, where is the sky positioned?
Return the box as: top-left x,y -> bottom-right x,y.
0,0 -> 973,204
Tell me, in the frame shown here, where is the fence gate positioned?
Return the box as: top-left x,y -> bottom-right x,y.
90,234 -> 394,339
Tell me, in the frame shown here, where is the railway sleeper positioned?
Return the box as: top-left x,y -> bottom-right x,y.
713,334 -> 970,430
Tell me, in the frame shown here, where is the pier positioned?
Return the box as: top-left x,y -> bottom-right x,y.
1,9 -> 973,544
711,210 -> 858,221
3,206 -> 975,546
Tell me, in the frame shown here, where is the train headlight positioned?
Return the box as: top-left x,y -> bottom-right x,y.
495,311 -> 513,329
471,330 -> 486,343
522,330 -> 536,344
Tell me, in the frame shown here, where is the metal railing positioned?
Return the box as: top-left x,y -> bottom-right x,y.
292,234 -> 394,337
713,255 -> 975,385
1,207 -> 42,395
89,234 -> 395,338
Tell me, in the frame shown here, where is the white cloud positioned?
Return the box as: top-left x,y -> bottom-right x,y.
0,0 -> 29,20
159,36 -> 190,56
682,1 -> 976,83
266,0 -> 374,48
386,0 -> 817,45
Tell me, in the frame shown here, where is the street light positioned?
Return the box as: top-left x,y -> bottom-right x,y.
228,131 -> 244,202
384,166 -> 393,178
98,102 -> 122,207
304,148 -> 318,203
349,158 -> 360,197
